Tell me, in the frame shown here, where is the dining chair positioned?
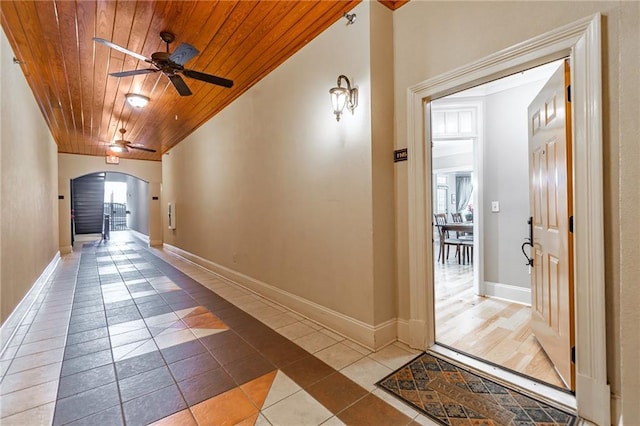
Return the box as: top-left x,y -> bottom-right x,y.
434,213 -> 461,263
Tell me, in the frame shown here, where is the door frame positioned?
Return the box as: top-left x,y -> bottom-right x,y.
406,14 -> 609,424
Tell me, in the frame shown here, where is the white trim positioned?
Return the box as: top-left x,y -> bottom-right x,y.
406,14 -> 608,424
128,228 -> 149,242
162,243 -> 393,350
483,281 -> 532,305
0,252 -> 61,356
610,393 -> 621,426
397,318 -> 410,345
59,245 -> 73,254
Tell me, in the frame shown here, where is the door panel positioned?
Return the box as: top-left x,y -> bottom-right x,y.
72,173 -> 106,234
528,60 -> 574,389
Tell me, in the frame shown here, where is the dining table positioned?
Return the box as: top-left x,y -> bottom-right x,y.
438,222 -> 474,264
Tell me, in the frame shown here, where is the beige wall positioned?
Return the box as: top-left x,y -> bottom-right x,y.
393,1 -> 639,421
57,153 -> 162,250
0,31 -> 59,323
162,2 -> 396,333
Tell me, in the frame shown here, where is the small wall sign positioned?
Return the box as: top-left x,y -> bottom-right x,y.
394,148 -> 408,162
106,155 -> 120,164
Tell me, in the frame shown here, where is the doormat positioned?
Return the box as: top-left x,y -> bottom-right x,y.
376,352 -> 576,426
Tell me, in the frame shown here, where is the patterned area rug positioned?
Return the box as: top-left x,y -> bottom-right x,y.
377,352 -> 576,426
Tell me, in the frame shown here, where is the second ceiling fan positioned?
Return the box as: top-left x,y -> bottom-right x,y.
94,31 -> 233,96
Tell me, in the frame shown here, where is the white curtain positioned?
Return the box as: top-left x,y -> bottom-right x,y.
456,175 -> 473,212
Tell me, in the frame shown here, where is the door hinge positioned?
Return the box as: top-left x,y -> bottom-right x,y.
571,346 -> 576,363
569,216 -> 574,233
567,85 -> 571,103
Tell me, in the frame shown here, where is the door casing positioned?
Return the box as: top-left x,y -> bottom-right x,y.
405,14 -> 608,425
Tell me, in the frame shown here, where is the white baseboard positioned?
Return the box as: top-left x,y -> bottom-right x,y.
397,318 -> 410,345
128,229 -> 149,243
74,233 -> 102,242
162,243 -> 397,350
483,281 -> 531,305
0,252 -> 61,356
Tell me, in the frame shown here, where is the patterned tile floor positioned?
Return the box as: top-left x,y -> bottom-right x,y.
0,232 -> 437,425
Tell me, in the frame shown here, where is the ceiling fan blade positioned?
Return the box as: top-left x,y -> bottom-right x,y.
168,74 -> 192,96
110,69 -> 157,78
169,43 -> 199,66
93,37 -> 150,62
183,69 -> 233,88
129,145 -> 157,153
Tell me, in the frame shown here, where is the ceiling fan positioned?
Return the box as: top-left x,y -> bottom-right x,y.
93,31 -> 233,96
109,128 -> 156,153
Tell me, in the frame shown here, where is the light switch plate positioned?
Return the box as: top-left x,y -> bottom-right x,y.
491,201 -> 500,212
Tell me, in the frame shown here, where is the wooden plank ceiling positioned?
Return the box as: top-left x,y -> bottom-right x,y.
0,1 -> 360,161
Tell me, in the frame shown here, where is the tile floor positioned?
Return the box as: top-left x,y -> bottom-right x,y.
0,232 -> 436,425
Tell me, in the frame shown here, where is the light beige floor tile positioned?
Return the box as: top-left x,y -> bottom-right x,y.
341,339 -> 373,355
276,322 -> 316,340
32,310 -> 70,323
5,348 -> 64,375
14,335 -> 66,358
262,390 -> 332,426
26,318 -> 69,333
0,401 -> 55,426
0,380 -> 58,418
339,357 -> 392,392
314,342 -> 365,370
0,344 -> 20,361
262,371 -> 302,409
108,319 -> 147,336
21,327 -> 68,345
301,319 -> 322,331
145,312 -> 180,326
369,343 -> 417,370
294,331 -> 337,354
110,327 -> 152,348
254,413 -> 272,426
191,328 -> 227,339
154,328 -> 196,349
260,312 -> 300,329
0,359 -> 11,377
0,362 -> 62,395
118,339 -> 159,361
318,328 -> 345,342
321,416 -> 347,426
112,339 -> 151,361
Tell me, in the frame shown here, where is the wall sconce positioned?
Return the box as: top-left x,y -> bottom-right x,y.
329,75 -> 358,122
125,93 -> 149,108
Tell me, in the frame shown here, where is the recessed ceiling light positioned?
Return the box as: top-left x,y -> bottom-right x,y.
125,93 -> 150,108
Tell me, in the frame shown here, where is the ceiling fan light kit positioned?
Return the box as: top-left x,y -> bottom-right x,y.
110,143 -> 128,153
93,31 -> 234,97
125,93 -> 150,108
109,128 -> 156,154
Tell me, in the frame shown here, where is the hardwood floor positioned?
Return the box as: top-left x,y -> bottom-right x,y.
433,253 -> 567,389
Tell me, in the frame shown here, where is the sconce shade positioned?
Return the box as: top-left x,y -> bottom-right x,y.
125,93 -> 149,108
329,75 -> 357,121
330,87 -> 349,120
